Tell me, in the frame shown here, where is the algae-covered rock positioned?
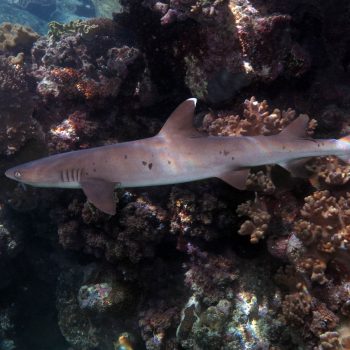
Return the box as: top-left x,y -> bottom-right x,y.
0,22 -> 39,53
47,19 -> 99,41
0,56 -> 38,156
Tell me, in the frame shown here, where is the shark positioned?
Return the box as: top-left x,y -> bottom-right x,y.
5,98 -> 350,215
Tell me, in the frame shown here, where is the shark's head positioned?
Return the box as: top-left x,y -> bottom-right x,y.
5,156 -> 64,187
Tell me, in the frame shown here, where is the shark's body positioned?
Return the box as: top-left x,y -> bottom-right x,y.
5,99 -> 350,214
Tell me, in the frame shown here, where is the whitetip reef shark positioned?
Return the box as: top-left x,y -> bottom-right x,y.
5,98 -> 350,215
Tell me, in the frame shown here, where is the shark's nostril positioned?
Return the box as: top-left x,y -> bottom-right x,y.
14,171 -> 22,178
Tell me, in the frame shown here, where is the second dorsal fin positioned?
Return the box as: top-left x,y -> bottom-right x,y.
158,98 -> 202,138
279,114 -> 310,139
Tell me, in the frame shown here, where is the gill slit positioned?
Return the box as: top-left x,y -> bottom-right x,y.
79,168 -> 84,182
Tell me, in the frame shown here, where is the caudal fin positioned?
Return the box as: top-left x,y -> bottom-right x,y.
338,134 -> 350,163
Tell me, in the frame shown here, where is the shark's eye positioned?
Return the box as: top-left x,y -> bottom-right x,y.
14,171 -> 22,178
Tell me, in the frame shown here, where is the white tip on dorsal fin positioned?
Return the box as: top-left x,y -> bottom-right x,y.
279,114 -> 310,139
158,98 -> 202,138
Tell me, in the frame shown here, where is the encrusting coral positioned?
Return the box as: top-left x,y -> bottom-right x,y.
0,22 -> 39,53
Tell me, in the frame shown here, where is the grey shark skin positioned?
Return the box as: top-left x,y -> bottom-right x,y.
5,98 -> 350,215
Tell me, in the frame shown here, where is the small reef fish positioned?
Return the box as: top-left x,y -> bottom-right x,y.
5,99 -> 350,215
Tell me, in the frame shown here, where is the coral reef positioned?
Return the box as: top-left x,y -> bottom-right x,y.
4,1 -> 350,349
177,245 -> 292,349
0,55 -> 38,156
144,0 -> 311,102
57,192 -> 168,263
32,18 -> 141,112
168,183 -> 236,242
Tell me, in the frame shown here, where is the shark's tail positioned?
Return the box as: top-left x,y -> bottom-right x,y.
338,134 -> 350,163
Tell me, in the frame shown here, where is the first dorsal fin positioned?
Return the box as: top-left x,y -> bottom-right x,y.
279,114 -> 310,139
158,98 -> 202,138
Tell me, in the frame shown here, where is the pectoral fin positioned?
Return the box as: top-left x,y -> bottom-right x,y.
278,158 -> 311,178
218,169 -> 249,190
80,178 -> 116,215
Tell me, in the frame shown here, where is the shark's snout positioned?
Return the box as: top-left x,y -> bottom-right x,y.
5,167 -> 22,181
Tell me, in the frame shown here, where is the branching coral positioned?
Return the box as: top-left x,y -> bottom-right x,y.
202,96 -> 316,137
236,195 -> 271,244
307,156 -> 350,188
294,190 -> 350,254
